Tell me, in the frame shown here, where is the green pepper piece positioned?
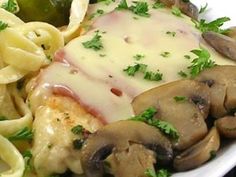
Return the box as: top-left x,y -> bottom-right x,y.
16,0 -> 72,27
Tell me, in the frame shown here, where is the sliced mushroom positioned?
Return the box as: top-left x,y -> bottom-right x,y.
174,127 -> 220,171
175,0 -> 199,20
202,31 -> 236,61
132,80 -> 209,150
227,26 -> 236,40
81,120 -> 173,177
159,0 -> 198,20
195,65 -> 236,118
216,116 -> 236,138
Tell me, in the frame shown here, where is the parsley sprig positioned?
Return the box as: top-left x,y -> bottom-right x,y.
116,0 -> 150,17
199,3 -> 208,14
130,107 -> 179,139
0,21 -> 8,31
22,150 -> 33,175
192,17 -> 230,34
145,168 -> 171,177
8,127 -> 33,141
82,31 -> 104,51
171,6 -> 182,17
1,0 -> 18,13
88,9 -> 104,20
188,48 -> 216,77
152,1 -> 165,9
129,1 -> 150,17
123,63 -> 163,81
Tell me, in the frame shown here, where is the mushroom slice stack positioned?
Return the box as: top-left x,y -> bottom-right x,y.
202,31 -> 236,61
216,116 -> 236,138
196,65 -> 236,118
81,121 -> 173,177
132,80 -> 210,150
174,127 -> 220,171
159,0 -> 199,20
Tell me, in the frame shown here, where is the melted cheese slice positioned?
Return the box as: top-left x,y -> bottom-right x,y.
29,8 -> 235,123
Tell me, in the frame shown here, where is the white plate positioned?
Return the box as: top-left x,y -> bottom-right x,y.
173,1 -> 236,177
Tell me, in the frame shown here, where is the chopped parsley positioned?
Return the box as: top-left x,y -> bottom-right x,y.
116,0 -> 129,10
144,71 -> 163,81
171,6 -> 182,17
209,150 -> 217,160
8,127 -> 33,141
152,1 -> 165,9
88,9 -> 104,20
129,1 -> 150,17
184,55 -> 191,59
116,0 -> 150,17
199,3 -> 208,14
71,125 -> 84,135
22,150 -> 33,175
178,70 -> 188,78
0,21 -> 8,31
133,54 -> 145,60
0,115 -> 8,121
188,48 -> 216,77
82,31 -> 103,51
99,54 -> 106,57
145,168 -> 171,177
123,63 -> 147,76
174,96 -> 187,102
160,51 -> 170,58
130,107 -> 179,139
192,17 -> 230,34
166,31 -> 176,37
1,0 -> 18,13
73,139 -> 85,150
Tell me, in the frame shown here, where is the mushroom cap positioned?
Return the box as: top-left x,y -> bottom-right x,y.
195,65 -> 236,118
132,80 -> 209,150
216,116 -> 236,138
81,120 -> 173,177
159,0 -> 198,20
202,31 -> 236,61
227,26 -> 236,40
174,127 -> 220,171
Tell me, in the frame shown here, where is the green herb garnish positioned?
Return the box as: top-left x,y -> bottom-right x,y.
160,51 -> 170,58
133,54 -> 145,60
199,3 -> 208,14
129,1 -> 150,17
192,17 -> 230,34
209,150 -> 217,160
178,70 -> 188,78
184,55 -> 191,59
73,139 -> 84,150
0,21 -> 8,31
188,48 -> 216,77
1,0 -> 18,13
88,9 -> 104,20
123,63 -> 147,76
8,127 -> 33,141
82,31 -> 103,51
71,125 -> 84,135
145,168 -> 171,177
174,96 -> 187,102
144,71 -> 163,81
130,107 -> 179,139
116,0 -> 129,10
22,150 -> 33,175
152,1 -> 165,9
171,6 -> 182,17
166,31 -> 176,37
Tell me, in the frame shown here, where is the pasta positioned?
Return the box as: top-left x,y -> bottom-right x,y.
0,135 -> 24,177
0,7 -> 65,177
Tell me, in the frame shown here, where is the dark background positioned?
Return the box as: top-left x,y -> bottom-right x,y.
225,167 -> 236,177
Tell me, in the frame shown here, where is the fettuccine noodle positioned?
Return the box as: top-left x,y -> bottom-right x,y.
0,7 -> 64,177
